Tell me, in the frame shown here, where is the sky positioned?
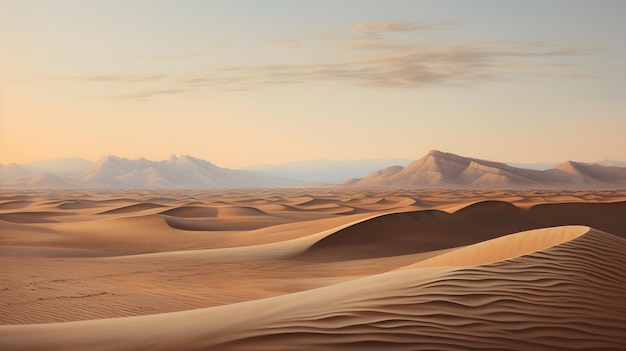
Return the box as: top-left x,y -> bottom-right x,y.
1,0 -> 625,168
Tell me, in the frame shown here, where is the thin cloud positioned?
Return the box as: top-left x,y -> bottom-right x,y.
280,39 -> 300,48
16,22 -> 586,97
130,54 -> 202,61
81,74 -> 167,83
123,74 -> 168,82
564,73 -> 597,79
11,74 -> 167,84
549,63 -> 580,68
349,21 -> 456,32
108,88 -> 190,100
179,39 -> 585,90
502,47 -> 583,57
350,21 -> 417,31
513,38 -> 563,49
106,38 -> 587,95
497,62 -> 532,68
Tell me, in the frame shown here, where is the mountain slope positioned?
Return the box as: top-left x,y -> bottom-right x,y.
3,152 -> 625,189
1,155 -> 306,189
22,157 -> 93,176
244,158 -> 413,184
1,173 -> 70,188
345,150 -> 626,188
0,163 -> 32,182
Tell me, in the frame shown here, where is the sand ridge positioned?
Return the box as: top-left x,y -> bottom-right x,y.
1,226 -> 625,350
1,189 -> 625,349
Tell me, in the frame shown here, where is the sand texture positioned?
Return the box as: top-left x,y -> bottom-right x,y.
1,188 -> 625,350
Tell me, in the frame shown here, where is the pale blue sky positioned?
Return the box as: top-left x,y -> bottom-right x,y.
1,0 -> 625,167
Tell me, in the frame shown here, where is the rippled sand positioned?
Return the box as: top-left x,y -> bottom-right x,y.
1,188 -> 625,350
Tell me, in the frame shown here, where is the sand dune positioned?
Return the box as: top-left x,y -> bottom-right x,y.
1,189 -> 625,350
159,206 -> 219,217
0,211 -> 73,224
1,226 -> 624,350
97,202 -> 167,215
300,200 -> 626,260
401,225 -> 588,268
55,200 -> 99,210
0,200 -> 32,210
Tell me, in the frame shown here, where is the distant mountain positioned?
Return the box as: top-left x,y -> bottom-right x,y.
0,155 -> 307,189
0,163 -> 31,182
244,158 -> 413,184
343,150 -> 626,189
0,157 -> 94,183
505,162 -> 559,170
3,152 -> 625,189
549,161 -> 626,186
22,157 -> 93,176
597,159 -> 626,168
2,172 -> 70,188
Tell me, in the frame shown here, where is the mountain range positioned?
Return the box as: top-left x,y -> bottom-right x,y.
243,158 -> 413,183
343,150 -> 626,188
0,155 -> 304,189
1,151 -> 625,189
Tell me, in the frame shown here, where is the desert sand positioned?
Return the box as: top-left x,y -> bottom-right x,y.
1,188 -> 625,350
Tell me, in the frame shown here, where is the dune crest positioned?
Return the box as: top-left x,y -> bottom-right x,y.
401,225 -> 588,269
1,189 -> 625,350
1,226 -> 625,350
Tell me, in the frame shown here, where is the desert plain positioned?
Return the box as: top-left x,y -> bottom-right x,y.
1,187 -> 625,350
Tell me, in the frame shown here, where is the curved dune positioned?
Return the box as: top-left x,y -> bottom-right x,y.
528,200 -> 626,237
300,200 -> 626,261
159,206 -> 270,218
217,206 -> 269,217
0,200 -> 32,210
255,203 -> 290,212
295,198 -> 343,207
284,196 -> 314,205
400,225 -> 588,269
452,199 -> 523,217
97,203 -> 166,215
158,206 -> 277,231
0,211 -> 74,224
56,200 -> 94,210
1,226 -> 624,350
3,191 -> 626,350
160,215 -> 286,231
159,206 -> 219,218
379,196 -> 414,206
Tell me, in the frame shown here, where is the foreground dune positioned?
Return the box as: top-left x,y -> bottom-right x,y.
1,189 -> 625,350
1,226 -> 625,350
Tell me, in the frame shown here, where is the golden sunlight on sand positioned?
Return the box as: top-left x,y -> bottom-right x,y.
1,188 -> 625,350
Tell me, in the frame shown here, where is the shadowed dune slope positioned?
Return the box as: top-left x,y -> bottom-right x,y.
0,201 -> 32,210
299,200 -> 626,260
401,225 -> 587,269
1,226 -> 624,351
97,203 -> 166,215
528,201 -> 626,237
0,211 -> 74,224
159,206 -> 219,218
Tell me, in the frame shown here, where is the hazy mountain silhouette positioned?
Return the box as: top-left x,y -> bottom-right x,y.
343,150 -> 626,188
1,155 -> 306,189
244,158 -> 413,183
2,152 -> 625,188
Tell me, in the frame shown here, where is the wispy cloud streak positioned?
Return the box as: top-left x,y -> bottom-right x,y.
15,22 -> 586,99
107,89 -> 190,100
